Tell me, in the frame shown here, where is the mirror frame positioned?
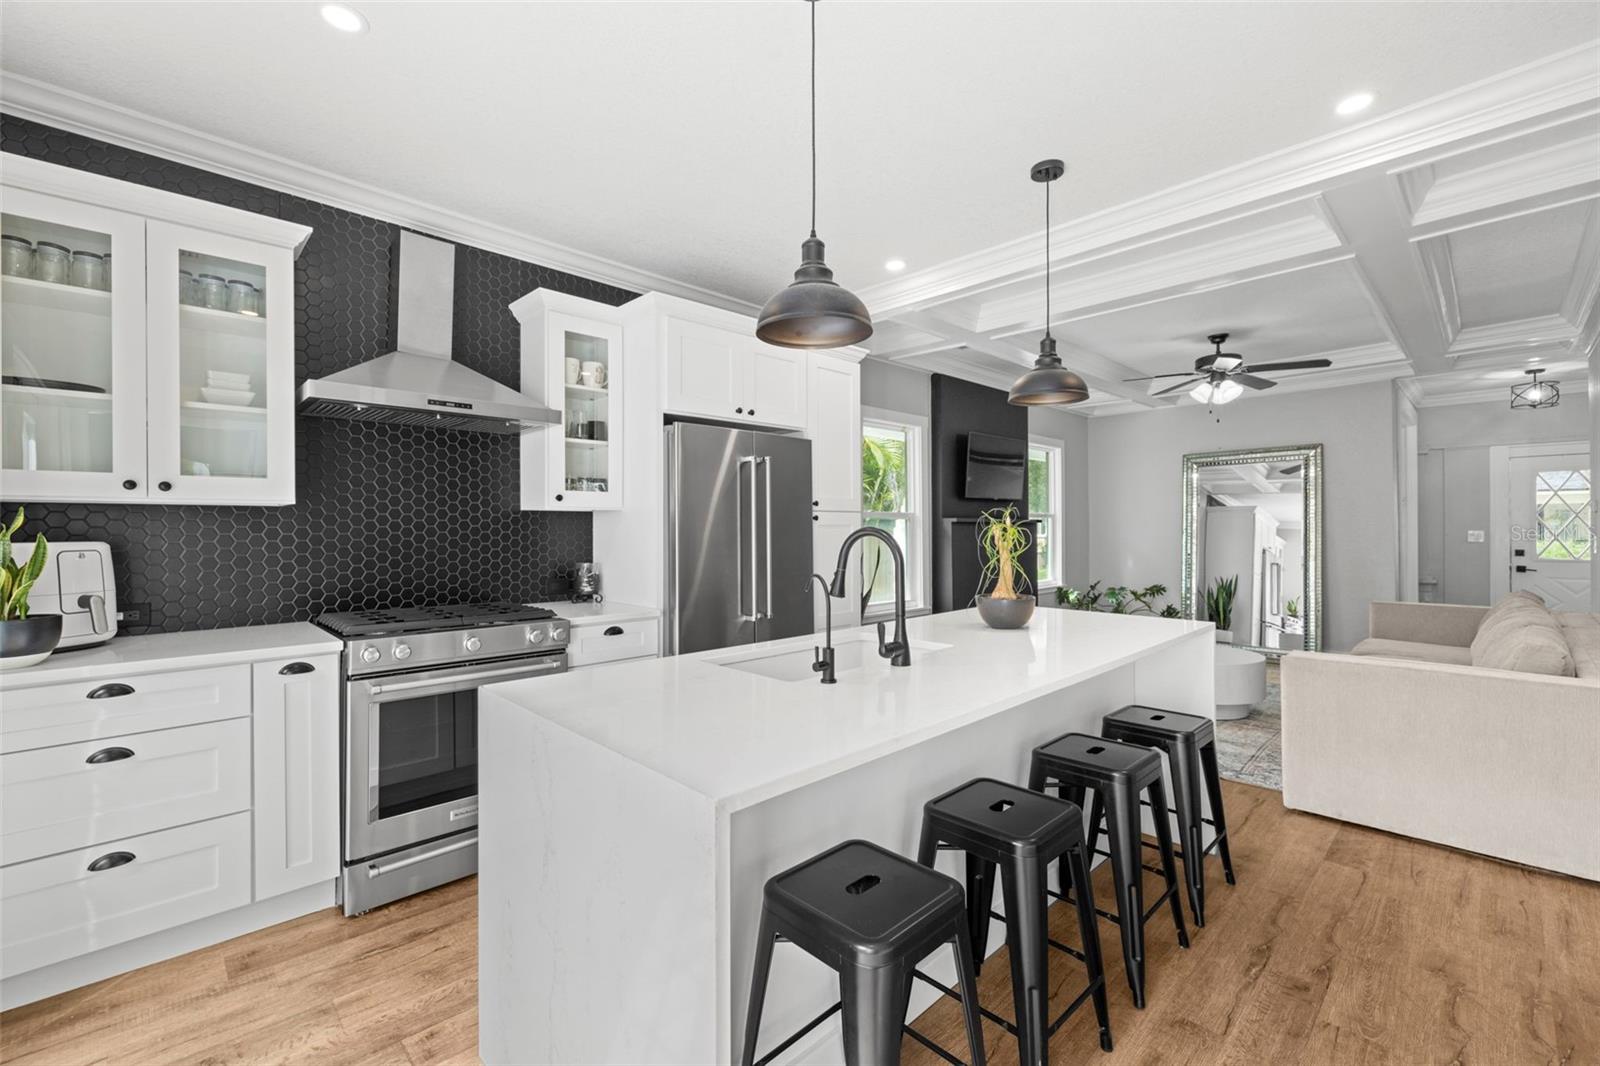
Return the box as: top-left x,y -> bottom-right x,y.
1181,443 -> 1324,656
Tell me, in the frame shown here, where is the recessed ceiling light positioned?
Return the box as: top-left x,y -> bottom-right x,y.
1335,92 -> 1375,117
320,3 -> 367,33
884,258 -> 906,273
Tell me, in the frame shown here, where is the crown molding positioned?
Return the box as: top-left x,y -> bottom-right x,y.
1406,125 -> 1600,227
859,42 -> 1600,319
1412,383 -> 1512,408
0,72 -> 759,315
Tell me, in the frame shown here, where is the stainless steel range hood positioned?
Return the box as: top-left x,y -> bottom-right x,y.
297,231 -> 559,433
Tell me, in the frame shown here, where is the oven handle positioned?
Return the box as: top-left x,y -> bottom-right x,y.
364,657 -> 565,696
367,834 -> 477,878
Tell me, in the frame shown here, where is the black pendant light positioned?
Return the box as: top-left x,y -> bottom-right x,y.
756,0 -> 872,349
1008,159 -> 1089,406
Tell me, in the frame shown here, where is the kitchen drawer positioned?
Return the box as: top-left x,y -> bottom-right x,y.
1,812 -> 251,978
0,664 -> 250,755
567,618 -> 659,668
2,718 -> 251,867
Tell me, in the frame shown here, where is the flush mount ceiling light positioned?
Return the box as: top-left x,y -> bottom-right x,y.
755,0 -> 871,349
1007,159 -> 1089,407
884,258 -> 907,273
319,3 -> 367,33
1335,91 -> 1375,116
1511,367 -> 1561,409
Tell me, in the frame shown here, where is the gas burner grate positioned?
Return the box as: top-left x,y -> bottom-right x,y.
316,601 -> 558,638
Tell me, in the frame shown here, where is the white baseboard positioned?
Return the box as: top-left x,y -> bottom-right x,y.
1,880 -> 335,1010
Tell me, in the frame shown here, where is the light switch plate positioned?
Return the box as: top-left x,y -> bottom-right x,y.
1466,530 -> 1485,543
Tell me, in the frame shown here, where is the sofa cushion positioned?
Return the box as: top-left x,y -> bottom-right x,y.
1472,615 -> 1576,677
1559,619 -> 1600,680
1470,598 -> 1552,662
1350,638 -> 1474,665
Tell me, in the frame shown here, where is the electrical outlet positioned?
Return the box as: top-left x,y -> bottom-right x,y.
118,603 -> 150,627
1466,530 -> 1485,543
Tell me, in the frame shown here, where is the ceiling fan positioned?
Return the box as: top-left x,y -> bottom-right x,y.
1124,333 -> 1333,405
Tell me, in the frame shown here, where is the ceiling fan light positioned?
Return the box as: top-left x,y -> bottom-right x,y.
1190,381 -> 1215,404
1213,379 -> 1244,404
756,236 -> 873,348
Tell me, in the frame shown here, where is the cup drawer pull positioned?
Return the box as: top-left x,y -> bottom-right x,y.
604,626 -> 624,636
85,746 -> 135,764
278,661 -> 316,675
87,683 -> 135,700
87,851 -> 136,872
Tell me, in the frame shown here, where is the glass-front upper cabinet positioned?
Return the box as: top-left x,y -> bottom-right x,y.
0,188 -> 148,501
511,289 -> 623,512
145,222 -> 295,504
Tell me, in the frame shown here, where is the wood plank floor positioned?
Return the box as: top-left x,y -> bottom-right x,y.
3,781 -> 1596,1065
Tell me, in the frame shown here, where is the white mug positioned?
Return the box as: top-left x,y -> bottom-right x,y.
564,358 -> 581,385
580,361 -> 607,387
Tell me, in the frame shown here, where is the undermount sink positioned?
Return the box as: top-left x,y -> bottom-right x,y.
716,632 -> 950,682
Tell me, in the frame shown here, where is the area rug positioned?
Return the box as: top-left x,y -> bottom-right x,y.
1214,661 -> 1282,790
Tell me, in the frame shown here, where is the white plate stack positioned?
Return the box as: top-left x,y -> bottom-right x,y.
201,370 -> 255,407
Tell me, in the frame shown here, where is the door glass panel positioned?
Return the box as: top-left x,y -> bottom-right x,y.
375,689 -> 478,820
1535,469 -> 1592,561
177,248 -> 269,479
1,212 -> 115,472
560,327 -> 611,494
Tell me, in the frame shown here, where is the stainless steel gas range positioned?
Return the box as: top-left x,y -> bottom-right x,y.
315,602 -> 570,915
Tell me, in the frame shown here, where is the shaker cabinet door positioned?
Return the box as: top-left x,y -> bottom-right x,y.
746,344 -> 809,431
251,654 -> 340,901
664,317 -> 744,421
806,353 -> 860,511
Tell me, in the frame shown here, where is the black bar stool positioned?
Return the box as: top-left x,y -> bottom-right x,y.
741,839 -> 985,1066
1100,705 -> 1236,927
915,778 -> 1113,1064
1028,733 -> 1189,1009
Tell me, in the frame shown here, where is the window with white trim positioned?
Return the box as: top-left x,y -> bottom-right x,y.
861,411 -> 928,615
1028,438 -> 1064,588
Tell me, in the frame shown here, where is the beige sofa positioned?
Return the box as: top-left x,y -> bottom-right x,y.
1281,595 -> 1600,881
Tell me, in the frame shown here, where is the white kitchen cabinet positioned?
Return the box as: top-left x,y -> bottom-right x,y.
0,155 -> 310,505
251,654 -> 340,901
807,353 -> 862,512
566,616 -> 660,668
812,510 -> 863,632
512,290 -> 624,512
663,317 -> 809,431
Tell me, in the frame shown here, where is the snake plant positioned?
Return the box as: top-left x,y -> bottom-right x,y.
0,508 -> 48,622
1205,575 -> 1238,632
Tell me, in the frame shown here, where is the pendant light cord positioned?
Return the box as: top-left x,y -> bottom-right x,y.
1043,173 -> 1051,341
810,0 -> 818,238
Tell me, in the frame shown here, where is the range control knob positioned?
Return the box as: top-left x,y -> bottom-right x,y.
463,634 -> 482,653
550,625 -> 569,643
392,643 -> 412,661
527,626 -> 545,645
360,646 -> 381,664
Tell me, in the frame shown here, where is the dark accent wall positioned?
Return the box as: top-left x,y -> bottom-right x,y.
1,115 -> 638,634
929,374 -> 1037,611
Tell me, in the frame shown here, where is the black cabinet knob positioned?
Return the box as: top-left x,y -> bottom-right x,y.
158,481 -> 172,492
122,479 -> 137,490
555,493 -> 564,502
812,500 -> 819,506
748,409 -> 756,416
736,407 -> 744,414
812,515 -> 819,522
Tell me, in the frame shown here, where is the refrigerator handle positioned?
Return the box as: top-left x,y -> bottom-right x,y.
762,456 -> 774,621
739,456 -> 759,622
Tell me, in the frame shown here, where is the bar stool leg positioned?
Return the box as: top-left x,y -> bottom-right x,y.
740,914 -> 777,1066
998,857 -> 1049,1066
1054,783 -> 1087,903
950,918 -> 988,1066
1066,842 -> 1114,1053
1165,742 -> 1207,927
1147,777 -> 1191,950
1103,785 -> 1146,1009
839,963 -> 911,1066
1085,789 -> 1106,870
1198,739 -> 1237,885
964,854 -> 996,975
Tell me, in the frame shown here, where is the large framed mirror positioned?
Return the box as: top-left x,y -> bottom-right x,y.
1181,444 -> 1323,655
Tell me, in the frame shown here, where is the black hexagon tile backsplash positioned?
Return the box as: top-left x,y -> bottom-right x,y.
1,114 -> 637,633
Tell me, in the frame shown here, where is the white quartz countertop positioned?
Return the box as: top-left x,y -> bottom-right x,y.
486,607 -> 1211,811
0,622 -> 342,688
531,600 -> 658,627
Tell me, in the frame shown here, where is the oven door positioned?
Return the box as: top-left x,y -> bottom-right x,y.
345,654 -> 565,861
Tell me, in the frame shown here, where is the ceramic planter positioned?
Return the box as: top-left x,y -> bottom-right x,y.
976,595 -> 1035,629
0,614 -> 63,670
1215,629 -> 1233,644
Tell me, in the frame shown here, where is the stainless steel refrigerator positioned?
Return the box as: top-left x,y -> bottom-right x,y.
664,422 -> 815,655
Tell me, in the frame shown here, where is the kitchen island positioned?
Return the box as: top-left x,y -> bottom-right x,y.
479,607 -> 1213,1064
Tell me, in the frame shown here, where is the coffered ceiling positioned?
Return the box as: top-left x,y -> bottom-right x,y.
1,2 -> 1595,414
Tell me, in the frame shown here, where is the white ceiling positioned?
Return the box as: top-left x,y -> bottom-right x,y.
1,1 -> 1596,413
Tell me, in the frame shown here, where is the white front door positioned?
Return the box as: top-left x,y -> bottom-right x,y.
1508,453 -> 1591,612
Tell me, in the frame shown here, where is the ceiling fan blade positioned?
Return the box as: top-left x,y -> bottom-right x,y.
1151,376 -> 1204,397
1243,358 -> 1332,373
1234,373 -> 1278,390
1122,371 -> 1206,382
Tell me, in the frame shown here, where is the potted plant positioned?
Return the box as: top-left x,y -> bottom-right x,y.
1284,597 -> 1299,619
1057,581 -> 1182,618
1205,575 -> 1237,644
973,505 -> 1035,629
0,507 -> 60,670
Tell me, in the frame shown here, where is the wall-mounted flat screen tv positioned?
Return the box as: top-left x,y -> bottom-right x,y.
964,432 -> 1026,500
